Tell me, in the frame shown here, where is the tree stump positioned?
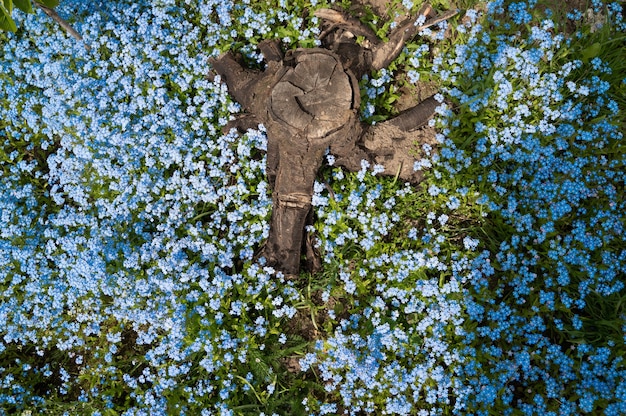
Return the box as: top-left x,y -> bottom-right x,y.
209,4 -> 457,278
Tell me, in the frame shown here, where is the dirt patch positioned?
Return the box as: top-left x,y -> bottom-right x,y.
286,309 -> 321,342
362,122 -> 437,182
396,76 -> 439,112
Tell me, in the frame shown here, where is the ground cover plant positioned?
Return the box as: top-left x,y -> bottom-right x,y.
0,0 -> 625,415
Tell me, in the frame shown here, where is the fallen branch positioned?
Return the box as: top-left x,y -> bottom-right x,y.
33,1 -> 90,50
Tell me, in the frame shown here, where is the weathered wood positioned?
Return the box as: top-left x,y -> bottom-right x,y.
371,4 -> 433,70
263,49 -> 361,277
314,8 -> 379,45
258,39 -> 284,63
209,53 -> 260,111
209,3 -> 456,277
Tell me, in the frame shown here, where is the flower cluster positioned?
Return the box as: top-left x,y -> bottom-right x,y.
1,0 -> 625,414
419,1 -> 626,414
0,0 -> 314,413
360,69 -> 396,122
302,159 -> 488,414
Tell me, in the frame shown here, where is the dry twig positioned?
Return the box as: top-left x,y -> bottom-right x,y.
34,1 -> 90,50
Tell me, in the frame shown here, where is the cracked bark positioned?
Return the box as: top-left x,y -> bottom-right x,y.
209,4 -> 457,278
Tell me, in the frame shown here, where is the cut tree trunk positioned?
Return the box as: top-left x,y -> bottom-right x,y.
209,4 -> 457,278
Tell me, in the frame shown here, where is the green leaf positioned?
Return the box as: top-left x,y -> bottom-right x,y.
433,0 -> 450,10
581,42 -> 601,62
0,5 -> 17,32
0,15 -> 16,31
2,0 -> 13,14
13,0 -> 32,13
35,0 -> 58,7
